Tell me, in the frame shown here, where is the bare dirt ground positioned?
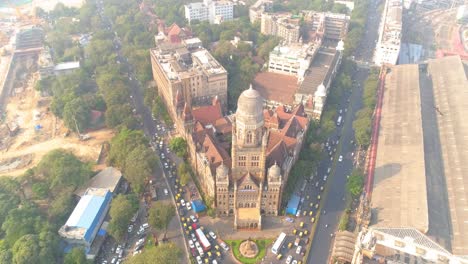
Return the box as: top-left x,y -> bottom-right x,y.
0,70 -> 114,176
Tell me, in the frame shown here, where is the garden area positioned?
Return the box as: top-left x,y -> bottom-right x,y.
226,238 -> 274,264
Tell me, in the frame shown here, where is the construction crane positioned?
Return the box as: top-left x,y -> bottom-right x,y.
7,0 -> 40,26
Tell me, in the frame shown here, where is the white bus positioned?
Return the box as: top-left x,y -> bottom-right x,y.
195,228 -> 211,251
336,115 -> 343,126
271,232 -> 287,255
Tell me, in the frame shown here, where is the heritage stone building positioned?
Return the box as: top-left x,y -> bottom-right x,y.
174,86 -> 309,229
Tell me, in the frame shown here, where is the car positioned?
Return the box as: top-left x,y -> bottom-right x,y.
209,231 -> 217,239
213,260 -> 218,264
299,221 -> 304,228
132,250 -> 141,256
181,199 -> 186,207
309,211 -> 313,216
330,156 -> 334,161
317,195 -> 321,200
295,210 -> 301,217
187,203 -> 192,210
315,182 -> 319,187
303,210 -> 307,216
111,258 -> 117,264
299,231 -> 303,237
286,255 -> 293,264
327,167 -> 331,174
164,188 -> 169,195
128,225 -> 133,233
276,254 -> 283,260
287,242 -> 293,249
136,238 -> 145,246
323,175 -> 328,181
320,186 -> 324,192
191,233 -> 197,242
296,246 -> 302,254
164,163 -> 169,169
116,245 -> 122,254
190,215 -> 197,222
315,203 -> 319,209
189,240 -> 195,248
338,155 -> 343,162
220,242 -> 230,251
196,256 -> 203,264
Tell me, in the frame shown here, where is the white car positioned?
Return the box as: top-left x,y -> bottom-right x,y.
296,210 -> 301,217
127,225 -> 133,233
188,240 -> 195,248
296,245 -> 302,254
186,203 -> 192,210
181,199 -> 186,207
338,155 -> 343,162
164,188 -> 169,196
286,255 -> 293,264
196,256 -> 203,264
190,215 -> 197,222
220,242 -> 230,251
209,231 -> 217,239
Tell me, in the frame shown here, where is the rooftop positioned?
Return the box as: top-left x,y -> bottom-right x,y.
253,72 -> 298,105
60,188 -> 112,243
75,167 -> 122,197
54,61 -> 80,71
379,0 -> 402,46
270,42 -> 317,60
428,56 -> 468,255
371,64 -> 428,233
297,49 -> 337,96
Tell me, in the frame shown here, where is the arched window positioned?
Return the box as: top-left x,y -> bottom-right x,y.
246,131 -> 252,144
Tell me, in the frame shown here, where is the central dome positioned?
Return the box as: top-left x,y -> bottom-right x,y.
236,85 -> 264,125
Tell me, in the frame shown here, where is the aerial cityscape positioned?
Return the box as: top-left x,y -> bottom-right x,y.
0,0 -> 467,263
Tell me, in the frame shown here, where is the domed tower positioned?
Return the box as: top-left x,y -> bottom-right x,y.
313,83 -> 327,116
265,162 -> 282,215
231,85 -> 267,183
215,163 -> 230,216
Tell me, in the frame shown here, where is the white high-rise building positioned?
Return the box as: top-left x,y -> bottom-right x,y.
374,0 -> 402,66
184,0 -> 234,24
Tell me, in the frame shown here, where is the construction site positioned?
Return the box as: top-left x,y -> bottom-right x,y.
0,1 -> 113,177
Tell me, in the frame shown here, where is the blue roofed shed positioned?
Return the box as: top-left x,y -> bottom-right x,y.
286,195 -> 300,215
59,188 -> 112,249
191,200 -> 206,213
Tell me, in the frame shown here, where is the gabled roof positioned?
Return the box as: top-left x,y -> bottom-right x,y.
237,172 -> 259,188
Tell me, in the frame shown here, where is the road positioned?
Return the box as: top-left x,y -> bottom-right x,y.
95,1 -> 190,263
306,0 -> 383,263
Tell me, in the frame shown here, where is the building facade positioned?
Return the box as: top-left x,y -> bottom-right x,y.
249,0 -> 273,23
374,0 -> 402,66
261,13 -> 301,44
268,42 -> 319,81
184,0 -> 234,24
150,39 -> 228,117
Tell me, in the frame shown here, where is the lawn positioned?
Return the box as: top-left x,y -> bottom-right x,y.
226,238 -> 274,264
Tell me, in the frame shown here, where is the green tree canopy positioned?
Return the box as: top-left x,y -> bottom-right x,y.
63,247 -> 90,264
35,149 -> 92,194
125,243 -> 182,264
148,201 -> 175,239
178,162 -> 192,186
108,194 -> 139,241
347,169 -> 364,197
2,203 -> 43,247
169,137 -> 188,158
11,234 -> 41,264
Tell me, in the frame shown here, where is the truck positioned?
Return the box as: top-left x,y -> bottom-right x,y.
150,185 -> 157,201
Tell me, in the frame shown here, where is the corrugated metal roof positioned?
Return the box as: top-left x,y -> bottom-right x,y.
66,194 -> 106,229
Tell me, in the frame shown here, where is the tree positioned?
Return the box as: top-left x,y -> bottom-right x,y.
353,116 -> 371,147
63,97 -> 91,132
47,188 -> 74,222
11,234 -> 41,264
109,128 -> 148,168
2,203 -> 43,247
35,149 -> 92,195
148,201 -> 175,240
169,137 -> 188,158
64,247 -> 90,264
178,162 -> 191,186
108,194 -> 139,241
347,169 -> 364,197
126,243 -> 181,264
124,145 -> 157,194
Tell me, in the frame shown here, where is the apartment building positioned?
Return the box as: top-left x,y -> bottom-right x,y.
261,13 -> 301,44
150,38 -> 227,117
374,0 -> 402,66
249,0 -> 273,23
184,0 -> 234,24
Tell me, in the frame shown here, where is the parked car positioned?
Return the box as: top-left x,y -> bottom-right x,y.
209,231 -> 217,239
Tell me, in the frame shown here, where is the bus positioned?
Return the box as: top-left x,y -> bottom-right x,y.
271,232 -> 287,255
336,115 -> 342,126
195,228 -> 211,251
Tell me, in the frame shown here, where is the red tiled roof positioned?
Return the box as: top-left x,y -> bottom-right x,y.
253,72 -> 298,105
192,103 -> 223,126
202,133 -> 232,175
213,117 -> 232,134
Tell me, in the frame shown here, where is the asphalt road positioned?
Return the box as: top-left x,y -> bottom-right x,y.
306,0 -> 383,263
95,1 -> 190,263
